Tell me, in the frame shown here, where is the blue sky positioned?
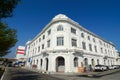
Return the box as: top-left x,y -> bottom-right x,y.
4,0 -> 120,58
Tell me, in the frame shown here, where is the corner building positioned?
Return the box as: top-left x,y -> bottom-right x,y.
25,14 -> 119,73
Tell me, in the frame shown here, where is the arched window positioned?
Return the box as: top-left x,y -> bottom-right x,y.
74,57 -> 78,67
84,58 -> 88,67
36,59 -> 38,64
41,59 -> 43,66
46,58 -> 49,71
81,33 -> 84,38
97,59 -> 99,65
57,25 -> 63,31
91,59 -> 95,66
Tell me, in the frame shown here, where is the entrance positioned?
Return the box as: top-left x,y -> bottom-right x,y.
56,57 -> 65,72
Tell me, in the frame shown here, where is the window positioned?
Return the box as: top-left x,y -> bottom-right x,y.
47,40 -> 50,47
81,33 -> 84,38
71,27 -> 76,34
42,44 -> 44,49
104,43 -> 106,47
88,36 -> 90,40
84,58 -> 88,67
82,42 -> 86,50
101,48 -> 103,53
57,25 -> 63,31
89,44 -> 92,51
99,40 -> 102,45
108,50 -> 110,55
93,38 -> 95,42
47,29 -> 51,35
41,59 -> 43,66
91,59 -> 95,66
94,46 -> 97,52
105,49 -> 107,54
71,38 -> 77,47
43,35 -> 45,39
74,57 -> 78,67
38,46 -> 40,52
39,38 -> 41,42
36,59 -> 38,64
57,37 -> 64,46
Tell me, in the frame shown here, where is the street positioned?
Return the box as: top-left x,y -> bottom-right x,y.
1,67 -> 120,80
2,67 -> 64,80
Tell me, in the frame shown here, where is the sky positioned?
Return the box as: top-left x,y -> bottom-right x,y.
3,0 -> 120,58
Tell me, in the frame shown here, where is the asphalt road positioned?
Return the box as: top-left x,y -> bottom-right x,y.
1,67 -> 120,80
2,67 -> 64,80
51,69 -> 120,80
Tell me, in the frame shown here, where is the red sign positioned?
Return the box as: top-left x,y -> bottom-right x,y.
17,49 -> 25,54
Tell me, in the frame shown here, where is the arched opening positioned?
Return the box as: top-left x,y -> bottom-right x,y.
74,57 -> 78,67
46,58 -> 48,71
56,57 -> 65,72
91,59 -> 95,66
97,59 -> 99,65
104,59 -> 106,65
40,59 -> 43,67
84,58 -> 88,67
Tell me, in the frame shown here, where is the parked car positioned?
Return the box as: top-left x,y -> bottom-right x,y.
13,63 -> 19,67
108,65 -> 115,70
113,65 -> 120,69
94,65 -> 108,71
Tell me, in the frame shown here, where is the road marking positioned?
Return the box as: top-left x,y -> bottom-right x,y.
0,67 -> 6,80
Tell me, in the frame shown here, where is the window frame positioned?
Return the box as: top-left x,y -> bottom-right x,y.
82,42 -> 86,50
57,25 -> 63,31
47,40 -> 50,47
42,44 -> 44,49
71,27 -> 76,34
71,38 -> 77,47
47,29 -> 51,35
43,35 -> 45,40
89,44 -> 92,51
57,37 -> 64,46
81,33 -> 84,38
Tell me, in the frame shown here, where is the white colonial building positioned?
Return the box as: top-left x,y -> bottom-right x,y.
25,14 -> 120,73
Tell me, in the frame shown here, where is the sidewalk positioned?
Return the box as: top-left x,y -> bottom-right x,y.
51,69 -> 120,78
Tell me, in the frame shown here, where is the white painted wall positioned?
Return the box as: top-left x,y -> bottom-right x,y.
25,14 -> 120,73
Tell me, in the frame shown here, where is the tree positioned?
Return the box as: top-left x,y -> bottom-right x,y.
0,0 -> 20,19
0,22 -> 17,57
0,0 -> 20,57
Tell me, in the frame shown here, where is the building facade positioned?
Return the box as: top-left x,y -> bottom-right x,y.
25,14 -> 120,73
16,46 -> 26,66
16,46 -> 25,59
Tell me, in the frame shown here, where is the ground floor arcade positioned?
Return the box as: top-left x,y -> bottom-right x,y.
26,52 -> 117,73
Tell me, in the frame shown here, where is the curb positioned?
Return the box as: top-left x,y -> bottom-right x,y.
0,67 -> 6,80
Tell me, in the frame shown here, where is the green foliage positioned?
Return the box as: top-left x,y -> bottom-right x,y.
0,0 -> 20,57
0,22 -> 18,57
0,0 -> 20,19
